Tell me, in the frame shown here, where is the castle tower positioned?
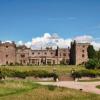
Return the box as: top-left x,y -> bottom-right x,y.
0,42 -> 16,65
70,40 -> 90,65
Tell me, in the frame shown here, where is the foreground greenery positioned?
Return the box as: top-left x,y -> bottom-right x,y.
87,46 -> 100,69
0,65 -> 84,75
71,69 -> 100,79
96,85 -> 100,89
0,80 -> 38,97
0,65 -> 100,81
0,80 -> 100,100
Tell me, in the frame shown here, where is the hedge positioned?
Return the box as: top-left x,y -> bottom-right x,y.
71,69 -> 100,78
0,68 -> 58,79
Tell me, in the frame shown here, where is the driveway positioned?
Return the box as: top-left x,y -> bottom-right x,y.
38,81 -> 100,94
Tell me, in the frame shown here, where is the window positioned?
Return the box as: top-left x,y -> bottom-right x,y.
38,52 -> 40,55
6,61 -> 8,65
51,52 -> 53,55
63,53 -> 66,56
6,46 -> 8,48
23,60 -> 26,63
32,52 -> 34,55
82,50 -> 84,53
83,45 -> 85,48
21,54 -> 25,58
45,52 -> 47,55
6,55 -> 8,57
82,54 -> 85,58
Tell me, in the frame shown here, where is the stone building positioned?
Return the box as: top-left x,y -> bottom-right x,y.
70,40 -> 90,65
0,40 -> 90,65
0,41 -> 16,65
16,45 -> 30,65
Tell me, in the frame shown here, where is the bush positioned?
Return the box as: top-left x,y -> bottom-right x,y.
0,68 -> 59,79
85,59 -> 97,69
13,71 -> 27,79
71,69 -> 100,78
71,71 -> 81,80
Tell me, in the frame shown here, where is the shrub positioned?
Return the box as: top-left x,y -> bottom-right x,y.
13,71 -> 27,79
71,71 -> 81,80
0,68 -> 59,79
85,59 -> 97,69
71,69 -> 100,78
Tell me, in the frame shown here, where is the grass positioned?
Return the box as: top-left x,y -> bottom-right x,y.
0,65 -> 100,100
0,80 -> 100,100
0,80 -> 39,97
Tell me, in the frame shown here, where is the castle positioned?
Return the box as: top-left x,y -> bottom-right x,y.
0,40 -> 90,65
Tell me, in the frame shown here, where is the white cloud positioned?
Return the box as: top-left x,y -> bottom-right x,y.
74,35 -> 93,43
2,40 -> 12,43
91,41 -> 100,50
17,41 -> 23,46
31,33 -> 72,49
25,42 -> 32,48
16,41 -> 32,48
14,33 -> 100,51
74,35 -> 100,50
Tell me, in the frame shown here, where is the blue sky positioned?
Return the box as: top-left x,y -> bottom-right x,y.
0,0 -> 100,50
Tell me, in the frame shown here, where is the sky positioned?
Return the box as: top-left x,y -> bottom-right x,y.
0,0 -> 100,50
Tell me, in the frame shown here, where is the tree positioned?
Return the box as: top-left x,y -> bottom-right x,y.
96,49 -> 100,69
85,59 -> 97,69
96,49 -> 100,61
87,45 -> 96,59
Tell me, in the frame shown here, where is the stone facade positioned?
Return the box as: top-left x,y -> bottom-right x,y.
70,40 -> 90,65
0,41 -> 90,65
0,41 -> 16,65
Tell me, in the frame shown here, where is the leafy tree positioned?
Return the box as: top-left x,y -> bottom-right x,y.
96,49 -> 100,61
94,49 -> 100,69
85,59 -> 97,69
87,45 -> 96,59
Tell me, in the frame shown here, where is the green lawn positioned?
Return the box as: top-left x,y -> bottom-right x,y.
0,80 -> 38,97
0,80 -> 100,100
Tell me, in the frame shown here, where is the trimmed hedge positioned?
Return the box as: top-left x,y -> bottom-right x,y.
71,69 -> 100,78
0,68 -> 58,79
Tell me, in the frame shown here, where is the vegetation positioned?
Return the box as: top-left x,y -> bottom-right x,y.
0,65 -> 84,75
71,69 -> 100,79
87,45 -> 96,59
0,68 -> 59,81
85,59 -> 97,69
0,80 -> 100,100
86,47 -> 100,69
96,85 -> 100,89
0,80 -> 39,97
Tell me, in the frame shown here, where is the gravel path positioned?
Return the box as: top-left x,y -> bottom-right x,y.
38,81 -> 100,94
